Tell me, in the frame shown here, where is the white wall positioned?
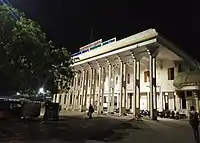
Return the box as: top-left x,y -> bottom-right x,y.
97,60 -> 180,95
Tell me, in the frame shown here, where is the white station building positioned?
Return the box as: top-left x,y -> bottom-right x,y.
53,29 -> 200,120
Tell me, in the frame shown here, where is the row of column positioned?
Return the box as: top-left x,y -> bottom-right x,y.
66,48 -> 158,120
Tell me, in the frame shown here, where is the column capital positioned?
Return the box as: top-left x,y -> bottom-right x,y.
147,46 -> 159,57
95,60 -> 101,68
117,54 -> 123,63
105,58 -> 111,66
87,62 -> 92,69
80,65 -> 85,71
130,51 -> 145,61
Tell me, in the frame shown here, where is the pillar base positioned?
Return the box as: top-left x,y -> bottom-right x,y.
133,108 -> 140,118
135,108 -> 140,116
107,108 -> 115,114
80,105 -> 86,112
119,107 -> 126,116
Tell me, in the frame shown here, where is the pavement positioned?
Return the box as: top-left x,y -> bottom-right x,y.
0,111 -> 198,143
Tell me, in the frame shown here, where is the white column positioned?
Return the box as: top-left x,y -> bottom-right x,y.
110,66 -> 115,113
75,73 -> 80,109
84,71 -> 88,109
89,69 -> 94,105
163,93 -> 166,110
97,67 -> 102,114
72,74 -> 77,109
194,91 -> 199,113
175,94 -> 180,111
119,61 -> 123,116
67,92 -> 71,108
158,87 -> 162,111
101,68 -> 105,113
136,61 -> 140,111
147,92 -> 150,111
108,64 -> 112,113
180,98 -> 183,110
160,92 -> 163,111
92,69 -> 97,107
123,63 -> 127,110
80,70 -> 85,111
132,58 -> 137,116
53,95 -> 55,103
149,55 -> 157,120
184,91 -> 190,116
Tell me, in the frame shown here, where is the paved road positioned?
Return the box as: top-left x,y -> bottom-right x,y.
0,112 -> 197,143
116,118 -> 196,143
0,112 -> 131,143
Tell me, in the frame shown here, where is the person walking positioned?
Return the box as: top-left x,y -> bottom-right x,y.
189,106 -> 199,143
88,104 -> 94,119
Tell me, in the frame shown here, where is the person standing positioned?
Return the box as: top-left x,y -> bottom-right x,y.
189,106 -> 199,142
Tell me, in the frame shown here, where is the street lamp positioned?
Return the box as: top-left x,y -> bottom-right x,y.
39,87 -> 45,94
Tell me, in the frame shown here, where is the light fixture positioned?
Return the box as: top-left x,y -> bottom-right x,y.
39,87 -> 45,94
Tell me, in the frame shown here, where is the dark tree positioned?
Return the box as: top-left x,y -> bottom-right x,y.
0,5 -> 74,96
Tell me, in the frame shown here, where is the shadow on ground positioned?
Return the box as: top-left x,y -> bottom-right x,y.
0,116 -> 142,142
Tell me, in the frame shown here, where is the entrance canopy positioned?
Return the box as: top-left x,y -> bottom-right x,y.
174,71 -> 200,90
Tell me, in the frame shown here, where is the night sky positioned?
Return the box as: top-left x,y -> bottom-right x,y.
10,0 -> 199,60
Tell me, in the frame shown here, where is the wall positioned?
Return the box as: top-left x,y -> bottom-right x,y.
97,60 -> 180,95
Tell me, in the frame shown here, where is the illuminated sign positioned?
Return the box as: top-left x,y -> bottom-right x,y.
72,38 -> 117,57
79,39 -> 102,51
102,37 -> 116,46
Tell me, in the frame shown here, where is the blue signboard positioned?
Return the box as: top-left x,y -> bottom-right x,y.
102,37 -> 116,46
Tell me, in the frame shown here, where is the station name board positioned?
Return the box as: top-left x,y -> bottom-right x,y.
72,37 -> 117,57
79,39 -> 102,51
102,37 -> 116,46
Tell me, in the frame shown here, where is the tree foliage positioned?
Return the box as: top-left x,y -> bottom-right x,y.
0,5 -> 74,96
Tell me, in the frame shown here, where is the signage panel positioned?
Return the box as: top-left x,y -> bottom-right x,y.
79,39 -> 102,51
102,37 -> 116,46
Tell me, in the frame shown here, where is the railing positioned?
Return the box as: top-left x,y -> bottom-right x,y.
72,38 -> 117,57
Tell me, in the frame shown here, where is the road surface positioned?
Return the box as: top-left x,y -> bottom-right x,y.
0,112 -> 197,143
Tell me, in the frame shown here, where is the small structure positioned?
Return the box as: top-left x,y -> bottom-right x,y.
174,71 -> 200,116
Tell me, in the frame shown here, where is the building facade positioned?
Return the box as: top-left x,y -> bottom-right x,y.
53,29 -> 200,120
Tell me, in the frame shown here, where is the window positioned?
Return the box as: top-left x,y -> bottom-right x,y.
127,74 -> 130,84
64,95 -> 67,104
168,68 -> 174,80
116,76 -> 118,84
144,71 -> 149,82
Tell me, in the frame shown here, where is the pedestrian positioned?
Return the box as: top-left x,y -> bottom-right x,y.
189,106 -> 199,143
88,104 -> 94,119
